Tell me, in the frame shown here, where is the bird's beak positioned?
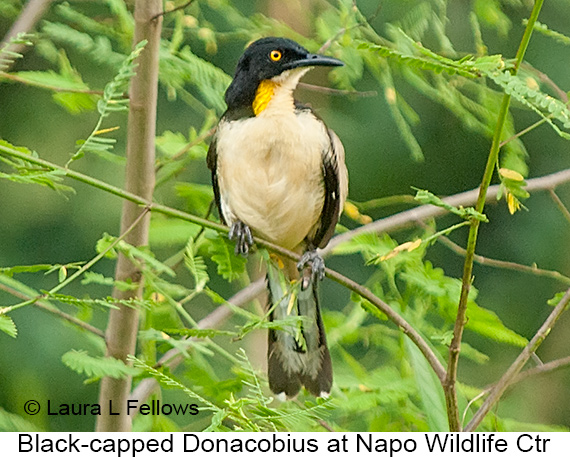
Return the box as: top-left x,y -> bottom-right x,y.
286,53 -> 344,70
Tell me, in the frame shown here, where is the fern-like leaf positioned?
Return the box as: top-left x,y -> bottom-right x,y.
184,238 -> 209,292
0,32 -> 33,72
207,232 -> 247,282
62,349 -> 140,380
67,40 -> 147,165
0,315 -> 17,338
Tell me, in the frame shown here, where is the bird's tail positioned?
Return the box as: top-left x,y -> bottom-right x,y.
266,256 -> 332,398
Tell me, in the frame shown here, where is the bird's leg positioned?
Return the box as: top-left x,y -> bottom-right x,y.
297,249 -> 325,289
228,220 -> 254,256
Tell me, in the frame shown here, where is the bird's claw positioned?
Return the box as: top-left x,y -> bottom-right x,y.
297,250 -> 325,289
229,221 -> 253,256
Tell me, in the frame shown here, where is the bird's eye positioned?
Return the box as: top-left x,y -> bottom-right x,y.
269,50 -> 282,61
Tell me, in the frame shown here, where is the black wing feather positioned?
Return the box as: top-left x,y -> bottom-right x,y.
312,127 -> 342,249
206,134 -> 226,225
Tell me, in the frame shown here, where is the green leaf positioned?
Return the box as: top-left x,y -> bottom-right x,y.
530,20 -> 570,47
68,40 -> 147,165
207,232 -> 247,282
0,315 -> 17,338
547,291 -> 567,307
414,188 -> 489,222
160,45 -> 231,112
62,349 -> 140,380
0,32 -> 33,71
98,233 -> 176,277
465,301 -> 528,347
162,328 -> 237,338
184,238 -> 209,292
405,338 -> 448,431
0,407 -> 42,432
0,140 -> 75,193
176,182 -> 215,216
0,264 -> 55,276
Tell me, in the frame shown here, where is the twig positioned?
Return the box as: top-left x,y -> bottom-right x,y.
0,283 -> 104,338
464,287 -> 570,431
298,82 -> 377,97
434,233 -> 570,285
0,0 -> 54,71
510,355 -> 570,385
0,207 -> 150,315
548,189 -> 570,226
155,126 -> 216,172
128,278 -> 266,406
443,0 -> 545,430
322,168 -> 570,255
152,0 -> 192,21
96,0 -> 162,433
521,62 -> 569,103
2,144 -> 570,404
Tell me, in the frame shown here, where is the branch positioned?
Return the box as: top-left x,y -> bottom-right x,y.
0,283 -> 104,338
510,355 -> 570,385
434,233 -> 570,285
548,189 -> 570,225
2,139 -> 570,389
0,0 -> 54,71
128,278 -> 266,407
449,1 -> 545,430
96,0 -> 162,432
323,168 -> 570,255
465,287 -> 570,431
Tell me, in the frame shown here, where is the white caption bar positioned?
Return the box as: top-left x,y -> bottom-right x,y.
2,432 -> 565,457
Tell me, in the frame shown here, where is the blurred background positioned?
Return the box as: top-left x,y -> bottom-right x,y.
1,0 -> 569,431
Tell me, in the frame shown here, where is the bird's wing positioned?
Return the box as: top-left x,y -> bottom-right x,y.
312,127 -> 348,249
206,132 -> 226,225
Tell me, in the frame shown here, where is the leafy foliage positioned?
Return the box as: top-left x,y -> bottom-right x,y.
0,0 -> 569,434
62,350 -> 141,381
68,40 -> 147,164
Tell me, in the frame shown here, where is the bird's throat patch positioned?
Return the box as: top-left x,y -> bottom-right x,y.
252,80 -> 276,115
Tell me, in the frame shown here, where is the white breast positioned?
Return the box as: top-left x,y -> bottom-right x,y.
216,108 -> 328,251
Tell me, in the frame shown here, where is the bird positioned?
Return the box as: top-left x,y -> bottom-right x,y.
207,37 -> 348,398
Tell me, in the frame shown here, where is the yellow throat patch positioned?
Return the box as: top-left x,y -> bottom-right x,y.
252,80 -> 276,115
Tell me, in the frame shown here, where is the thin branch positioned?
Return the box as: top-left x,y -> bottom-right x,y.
510,355 -> 570,385
298,82 -> 377,97
465,287 -> 570,431
435,233 -> 570,285
0,283 -> 104,338
128,278 -> 266,406
323,168 -> 570,256
325,265 -> 447,383
152,0 -> 194,20
96,0 -> 162,433
447,1 -> 545,430
521,62 -> 569,103
155,126 -> 216,173
548,189 -> 570,226
0,0 -> 54,71
2,144 -> 570,405
0,207 -> 150,315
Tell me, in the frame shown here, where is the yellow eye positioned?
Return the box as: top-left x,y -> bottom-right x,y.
270,50 -> 282,61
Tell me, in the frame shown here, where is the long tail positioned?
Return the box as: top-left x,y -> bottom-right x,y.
266,257 -> 332,398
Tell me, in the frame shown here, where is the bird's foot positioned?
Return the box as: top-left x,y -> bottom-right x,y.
297,250 -> 325,289
229,220 -> 253,256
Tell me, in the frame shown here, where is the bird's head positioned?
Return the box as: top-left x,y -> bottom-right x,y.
224,37 -> 343,116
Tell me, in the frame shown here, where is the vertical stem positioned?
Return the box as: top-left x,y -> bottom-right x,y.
95,0 -> 162,432
465,288 -> 570,431
444,0 -> 544,432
